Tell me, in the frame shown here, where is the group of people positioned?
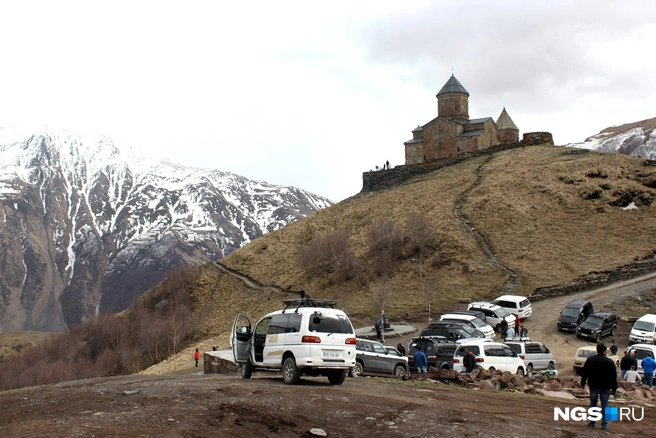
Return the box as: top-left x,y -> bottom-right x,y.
620,347 -> 655,387
500,315 -> 527,340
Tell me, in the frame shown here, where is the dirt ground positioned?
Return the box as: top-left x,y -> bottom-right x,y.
2,274 -> 656,437
1,371 -> 654,438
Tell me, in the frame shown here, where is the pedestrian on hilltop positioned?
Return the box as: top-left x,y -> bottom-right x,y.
194,348 -> 200,368
581,342 -> 617,431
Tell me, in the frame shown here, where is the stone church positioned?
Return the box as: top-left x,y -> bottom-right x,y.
404,74 -> 519,164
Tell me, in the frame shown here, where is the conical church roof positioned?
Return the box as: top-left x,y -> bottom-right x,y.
496,108 -> 519,130
437,74 -> 469,96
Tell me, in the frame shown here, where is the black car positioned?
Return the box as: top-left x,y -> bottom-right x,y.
576,311 -> 617,341
448,310 -> 488,324
407,337 -> 458,371
557,299 -> 593,332
426,321 -> 486,339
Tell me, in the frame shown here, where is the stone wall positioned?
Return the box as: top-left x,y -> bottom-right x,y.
530,253 -> 656,301
522,132 -> 554,146
362,134 -> 551,193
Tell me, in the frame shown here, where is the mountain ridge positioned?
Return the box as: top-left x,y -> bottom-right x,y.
0,126 -> 331,332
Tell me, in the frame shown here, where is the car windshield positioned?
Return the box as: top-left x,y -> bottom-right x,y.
495,308 -> 511,317
584,315 -> 603,326
561,308 -> 580,318
308,312 -> 353,334
519,299 -> 530,307
634,321 -> 656,332
633,349 -> 655,360
577,349 -> 596,358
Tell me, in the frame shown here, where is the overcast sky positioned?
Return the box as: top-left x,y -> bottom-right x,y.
1,1 -> 655,202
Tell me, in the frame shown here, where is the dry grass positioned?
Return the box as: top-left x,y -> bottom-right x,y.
168,145 -> 656,340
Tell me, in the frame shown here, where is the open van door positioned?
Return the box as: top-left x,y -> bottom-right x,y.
232,313 -> 252,364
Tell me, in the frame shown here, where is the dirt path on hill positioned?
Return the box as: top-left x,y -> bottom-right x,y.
1,371 -> 653,437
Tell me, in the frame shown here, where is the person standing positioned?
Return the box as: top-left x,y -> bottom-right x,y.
375,319 -> 382,341
464,350 -> 477,373
609,339 -> 618,356
499,318 -> 508,335
641,354 -> 656,388
504,326 -> 514,341
581,343 -> 618,431
194,348 -> 200,367
396,343 -> 406,357
620,350 -> 637,379
514,314 -> 521,336
414,345 -> 428,373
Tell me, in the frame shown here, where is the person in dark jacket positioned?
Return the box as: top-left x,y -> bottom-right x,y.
581,343 -> 618,431
463,350 -> 477,373
619,350 -> 638,379
499,318 -> 508,334
396,343 -> 406,357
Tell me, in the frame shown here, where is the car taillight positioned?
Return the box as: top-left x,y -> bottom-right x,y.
453,358 -> 460,363
475,358 -> 484,362
345,338 -> 356,345
428,356 -> 437,361
302,335 -> 321,343
519,355 -> 525,359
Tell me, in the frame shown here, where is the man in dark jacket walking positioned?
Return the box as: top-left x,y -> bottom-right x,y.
464,350 -> 477,373
581,343 -> 618,430
619,349 -> 638,379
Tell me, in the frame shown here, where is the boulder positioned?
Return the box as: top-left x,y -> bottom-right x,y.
478,368 -> 493,380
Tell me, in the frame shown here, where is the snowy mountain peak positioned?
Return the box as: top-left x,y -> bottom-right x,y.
0,126 -> 331,332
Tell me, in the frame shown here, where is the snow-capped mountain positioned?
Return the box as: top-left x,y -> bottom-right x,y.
0,126 -> 331,332
568,117 -> 656,158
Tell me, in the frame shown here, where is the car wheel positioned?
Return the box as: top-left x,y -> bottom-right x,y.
348,367 -> 356,378
327,370 -> 347,385
610,327 -> 616,336
517,367 -> 525,377
595,332 -> 601,342
488,367 -> 496,371
351,362 -> 363,377
526,365 -> 533,378
241,361 -> 253,379
548,362 -> 555,370
394,365 -> 406,376
282,357 -> 301,384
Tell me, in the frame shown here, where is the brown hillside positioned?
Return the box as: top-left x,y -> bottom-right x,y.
182,145 -> 656,340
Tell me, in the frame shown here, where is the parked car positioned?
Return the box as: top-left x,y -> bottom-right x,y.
467,302 -> 517,332
629,314 -> 656,344
439,313 -> 495,338
231,298 -> 356,385
491,295 -> 533,319
504,339 -> 556,377
384,346 -> 404,357
449,309 -> 488,323
626,344 -> 656,378
576,311 -> 617,341
574,345 -> 619,375
407,337 -> 458,371
422,321 -> 485,341
350,338 -> 408,377
453,341 -> 526,376
557,299 -> 593,332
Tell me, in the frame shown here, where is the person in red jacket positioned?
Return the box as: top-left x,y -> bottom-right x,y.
514,314 -> 521,336
194,348 -> 200,367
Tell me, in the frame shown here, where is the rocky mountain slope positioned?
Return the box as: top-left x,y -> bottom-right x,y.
0,126 -> 331,332
568,117 -> 656,158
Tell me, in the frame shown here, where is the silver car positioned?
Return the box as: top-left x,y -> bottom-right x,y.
505,340 -> 556,377
351,338 -> 408,377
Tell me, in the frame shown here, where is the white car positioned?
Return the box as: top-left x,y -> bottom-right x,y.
626,344 -> 656,378
453,341 -> 526,376
467,302 -> 517,332
231,298 -> 356,385
629,314 -> 656,344
439,313 -> 495,338
491,295 -> 532,319
505,339 -> 556,377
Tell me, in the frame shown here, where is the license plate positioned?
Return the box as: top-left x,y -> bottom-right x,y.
323,351 -> 340,358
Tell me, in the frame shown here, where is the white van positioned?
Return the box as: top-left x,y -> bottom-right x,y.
439,313 -> 495,338
467,302 -> 517,332
491,295 -> 532,319
232,298 -> 356,385
453,340 -> 526,376
629,314 -> 656,344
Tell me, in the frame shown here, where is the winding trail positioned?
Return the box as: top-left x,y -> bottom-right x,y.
453,155 -> 517,293
211,261 -> 300,298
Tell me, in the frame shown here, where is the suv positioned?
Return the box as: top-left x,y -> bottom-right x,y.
439,313 -> 495,338
557,299 -> 593,332
629,314 -> 656,344
449,309 -> 488,323
231,298 -> 356,385
491,295 -> 532,319
468,302 -> 517,333
576,311 -> 617,341
505,340 -> 556,377
351,338 -> 408,377
407,337 -> 458,371
453,341 -> 526,375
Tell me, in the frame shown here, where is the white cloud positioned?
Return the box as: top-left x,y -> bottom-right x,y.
0,1 -> 655,202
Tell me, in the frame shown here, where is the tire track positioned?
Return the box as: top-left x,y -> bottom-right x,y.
453,155 -> 517,293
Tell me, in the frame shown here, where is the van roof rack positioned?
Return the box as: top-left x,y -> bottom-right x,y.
283,298 -> 337,312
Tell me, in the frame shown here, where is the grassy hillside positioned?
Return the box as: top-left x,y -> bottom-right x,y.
184,145 -> 656,341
